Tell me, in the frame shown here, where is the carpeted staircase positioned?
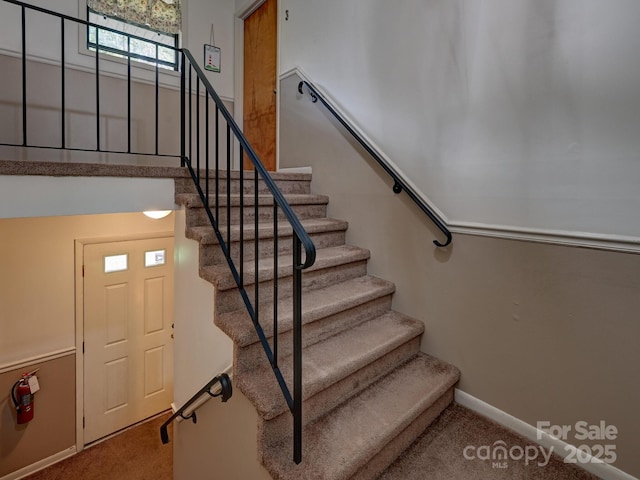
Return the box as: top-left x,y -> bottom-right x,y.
174,170 -> 461,480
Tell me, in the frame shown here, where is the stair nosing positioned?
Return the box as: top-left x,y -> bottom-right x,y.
218,275 -> 396,348
187,217 -> 348,244
262,353 -> 461,480
176,192 -> 329,208
202,245 -> 371,291
238,311 -> 426,420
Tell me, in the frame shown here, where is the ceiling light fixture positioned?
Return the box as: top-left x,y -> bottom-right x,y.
143,210 -> 172,219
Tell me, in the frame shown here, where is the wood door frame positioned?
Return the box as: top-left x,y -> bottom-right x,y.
234,0 -> 280,171
73,232 -> 174,452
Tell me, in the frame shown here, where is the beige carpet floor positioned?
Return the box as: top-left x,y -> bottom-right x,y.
18,401 -> 602,480
379,403 -> 601,480
23,413 -> 172,480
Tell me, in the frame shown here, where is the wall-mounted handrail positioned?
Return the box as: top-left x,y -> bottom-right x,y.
297,79 -> 452,247
160,373 -> 232,444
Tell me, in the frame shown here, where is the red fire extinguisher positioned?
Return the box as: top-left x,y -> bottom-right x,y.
11,374 -> 35,424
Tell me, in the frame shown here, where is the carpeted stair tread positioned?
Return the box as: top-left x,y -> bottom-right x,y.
261,353 -> 461,480
186,217 -> 348,245
217,275 -> 396,347
183,169 -> 312,182
175,171 -> 464,479
175,172 -> 312,195
175,192 -> 329,208
237,311 -> 426,421
201,244 -> 371,291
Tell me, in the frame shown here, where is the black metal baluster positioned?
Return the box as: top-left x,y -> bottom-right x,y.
180,52 -> 185,167
188,65 -> 192,167
226,125 -> 231,254
273,204 -> 278,368
60,18 -> 65,149
155,43 -> 159,156
196,78 -> 200,183
127,36 -> 131,153
95,28 -> 100,151
21,5 -> 26,146
215,105 -> 219,223
240,148 -> 244,287
205,94 -> 209,204
293,235 -> 303,464
254,168 -> 259,326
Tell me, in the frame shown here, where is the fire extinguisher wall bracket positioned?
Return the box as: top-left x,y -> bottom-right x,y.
10,379 -> 21,409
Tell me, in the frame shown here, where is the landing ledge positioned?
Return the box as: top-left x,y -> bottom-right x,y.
0,160 -> 190,179
0,160 -> 314,182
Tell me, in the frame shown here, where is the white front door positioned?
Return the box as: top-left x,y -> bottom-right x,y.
83,236 -> 174,444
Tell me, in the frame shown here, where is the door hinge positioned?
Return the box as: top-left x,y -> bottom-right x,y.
82,265 -> 85,277
82,342 -> 85,354
83,416 -> 85,429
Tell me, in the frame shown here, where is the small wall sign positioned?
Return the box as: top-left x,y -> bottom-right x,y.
204,44 -> 221,73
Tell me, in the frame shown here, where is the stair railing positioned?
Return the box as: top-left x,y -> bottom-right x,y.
298,79 -> 452,247
0,0 -> 183,160
181,49 -> 314,464
160,373 -> 232,444
0,0 -> 314,464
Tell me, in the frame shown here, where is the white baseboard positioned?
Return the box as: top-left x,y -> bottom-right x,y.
455,389 -> 638,480
1,446 -> 76,480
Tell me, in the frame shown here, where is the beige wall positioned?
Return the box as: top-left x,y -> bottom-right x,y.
0,212 -> 173,370
280,73 -> 640,478
0,211 -> 174,477
0,354 -> 76,477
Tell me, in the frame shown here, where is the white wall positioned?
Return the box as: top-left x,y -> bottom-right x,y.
172,208 -> 268,480
280,0 -> 640,239
0,0 -> 235,98
185,0 -> 235,98
173,208 -> 232,407
0,175 -> 174,218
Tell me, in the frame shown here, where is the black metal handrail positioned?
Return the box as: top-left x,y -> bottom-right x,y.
298,80 -> 452,247
160,373 -> 232,444
181,49 -> 314,464
1,0 -> 315,464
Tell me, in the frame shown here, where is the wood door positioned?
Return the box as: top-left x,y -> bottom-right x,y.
83,237 -> 174,444
243,0 -> 277,171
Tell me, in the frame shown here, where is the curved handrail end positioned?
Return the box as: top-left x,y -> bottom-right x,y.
433,231 -> 452,248
218,373 -> 233,402
298,80 -> 317,103
160,425 -> 169,444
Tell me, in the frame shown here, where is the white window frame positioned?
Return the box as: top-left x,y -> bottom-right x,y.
87,8 -> 179,71
76,0 -> 183,85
